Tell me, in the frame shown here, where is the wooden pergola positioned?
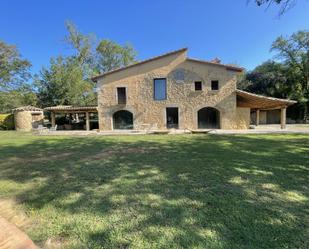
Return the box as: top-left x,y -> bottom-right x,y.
44,106 -> 98,131
236,90 -> 297,129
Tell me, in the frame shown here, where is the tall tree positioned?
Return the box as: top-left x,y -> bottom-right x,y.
0,85 -> 37,113
271,30 -> 309,121
0,40 -> 31,90
64,21 -> 95,77
36,21 -> 137,107
36,56 -> 96,107
64,21 -> 137,75
238,60 -> 290,98
95,40 -> 137,73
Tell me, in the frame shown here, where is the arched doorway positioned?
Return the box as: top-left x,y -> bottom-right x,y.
113,110 -> 133,129
197,107 -> 220,129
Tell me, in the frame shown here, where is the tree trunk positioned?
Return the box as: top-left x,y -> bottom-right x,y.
304,102 -> 309,123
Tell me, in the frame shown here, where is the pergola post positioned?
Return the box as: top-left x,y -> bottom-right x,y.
281,107 -> 287,129
51,112 -> 56,127
256,109 -> 260,126
85,112 -> 90,131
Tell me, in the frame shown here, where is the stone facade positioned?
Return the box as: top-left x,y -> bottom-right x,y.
14,108 -> 43,131
96,49 -> 248,130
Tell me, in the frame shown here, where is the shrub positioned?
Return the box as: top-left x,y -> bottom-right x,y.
0,114 -> 15,130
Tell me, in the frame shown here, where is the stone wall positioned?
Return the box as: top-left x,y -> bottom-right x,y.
97,50 -> 243,130
236,107 -> 250,129
14,111 -> 43,131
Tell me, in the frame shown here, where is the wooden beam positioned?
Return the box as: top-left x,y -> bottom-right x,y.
281,107 -> 287,129
256,109 -> 260,126
85,112 -> 90,131
51,112 -> 56,127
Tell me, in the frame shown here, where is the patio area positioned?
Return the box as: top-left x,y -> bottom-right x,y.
44,106 -> 98,131
35,124 -> 309,136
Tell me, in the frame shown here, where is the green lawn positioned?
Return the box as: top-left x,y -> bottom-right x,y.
0,132 -> 308,249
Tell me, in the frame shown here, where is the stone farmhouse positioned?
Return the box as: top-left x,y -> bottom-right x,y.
90,48 -> 295,131
16,48 -> 296,132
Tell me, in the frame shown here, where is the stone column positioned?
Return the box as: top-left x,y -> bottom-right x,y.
86,112 -> 90,131
281,107 -> 287,129
256,109 -> 260,126
51,112 -> 56,127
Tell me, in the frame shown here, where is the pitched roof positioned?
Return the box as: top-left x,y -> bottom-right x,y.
186,58 -> 244,72
236,89 -> 297,109
44,106 -> 98,112
13,106 -> 43,112
92,48 -> 188,82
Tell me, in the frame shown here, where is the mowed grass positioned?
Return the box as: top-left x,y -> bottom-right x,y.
0,132 -> 308,249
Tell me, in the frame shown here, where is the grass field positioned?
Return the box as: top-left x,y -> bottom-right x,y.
0,132 -> 308,249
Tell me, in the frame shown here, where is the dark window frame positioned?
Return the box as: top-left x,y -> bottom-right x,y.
211,80 -> 219,91
117,87 -> 127,104
154,78 -> 167,100
194,81 -> 202,91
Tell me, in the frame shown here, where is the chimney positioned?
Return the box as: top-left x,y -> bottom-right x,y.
211,57 -> 221,64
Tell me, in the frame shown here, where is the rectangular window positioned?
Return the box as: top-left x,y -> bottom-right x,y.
166,107 -> 179,129
154,78 -> 167,100
195,81 -> 202,91
211,80 -> 219,90
117,87 -> 126,104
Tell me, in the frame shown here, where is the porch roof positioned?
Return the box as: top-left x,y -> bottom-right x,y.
44,106 -> 98,112
13,106 -> 43,112
236,89 -> 297,109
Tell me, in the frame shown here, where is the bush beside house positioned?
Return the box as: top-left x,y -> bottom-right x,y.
0,114 -> 15,130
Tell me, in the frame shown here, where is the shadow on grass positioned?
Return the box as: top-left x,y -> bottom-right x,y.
0,134 -> 308,248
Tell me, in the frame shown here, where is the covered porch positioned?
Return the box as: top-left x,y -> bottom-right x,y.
236,90 -> 297,129
44,106 -> 98,131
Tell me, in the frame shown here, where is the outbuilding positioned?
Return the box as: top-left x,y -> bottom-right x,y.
13,106 -> 43,131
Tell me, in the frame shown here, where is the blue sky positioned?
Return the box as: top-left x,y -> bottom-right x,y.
1,0 -> 308,74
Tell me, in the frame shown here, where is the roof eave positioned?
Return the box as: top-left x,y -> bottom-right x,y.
91,47 -> 188,82
187,58 -> 244,72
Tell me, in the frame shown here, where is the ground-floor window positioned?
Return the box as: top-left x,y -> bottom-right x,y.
198,107 -> 220,129
166,107 -> 179,129
113,110 -> 133,129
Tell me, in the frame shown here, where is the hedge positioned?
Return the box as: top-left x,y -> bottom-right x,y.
0,114 -> 15,130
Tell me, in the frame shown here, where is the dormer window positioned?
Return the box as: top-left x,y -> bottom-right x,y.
211,80 -> 219,90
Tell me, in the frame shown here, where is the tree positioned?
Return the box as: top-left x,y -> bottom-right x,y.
64,21 -> 137,75
0,40 -> 31,90
239,30 -> 309,121
0,85 -> 37,113
36,21 -> 137,107
95,40 -> 137,73
36,56 -> 96,107
238,60 -> 290,98
254,0 -> 297,15
271,30 -> 309,121
64,21 -> 95,78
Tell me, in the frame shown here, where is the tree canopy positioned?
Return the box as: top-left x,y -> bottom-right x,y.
239,30 -> 309,121
0,40 -> 36,113
35,21 -> 137,107
0,41 -> 31,91
35,56 -> 96,107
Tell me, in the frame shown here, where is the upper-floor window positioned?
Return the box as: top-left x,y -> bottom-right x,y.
211,80 -> 219,90
195,81 -> 202,91
117,87 -> 126,104
154,78 -> 167,100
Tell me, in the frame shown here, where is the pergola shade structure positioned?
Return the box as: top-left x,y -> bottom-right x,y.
236,89 -> 297,129
44,106 -> 98,131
